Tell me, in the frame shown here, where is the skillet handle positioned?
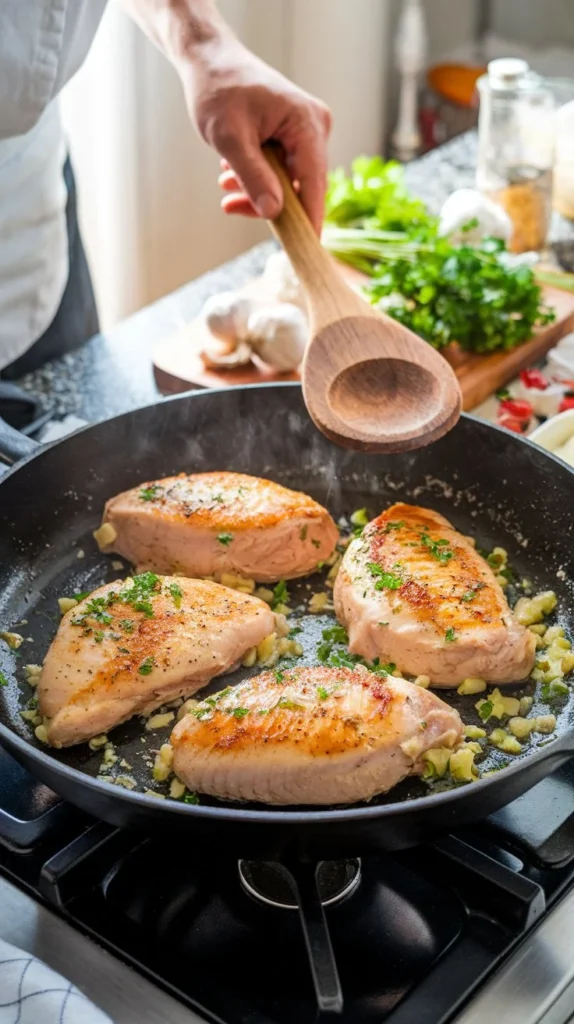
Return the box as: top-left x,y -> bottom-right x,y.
0,415 -> 40,468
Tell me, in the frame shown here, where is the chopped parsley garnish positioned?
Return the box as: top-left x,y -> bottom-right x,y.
421,533 -> 453,564
232,707 -> 250,718
478,700 -> 493,722
73,591 -> 91,602
169,582 -> 183,608
541,680 -> 569,703
117,647 -> 130,655
322,625 -> 349,645
120,619 -> 135,633
94,630 -> 105,644
445,628 -> 456,643
0,671 -> 8,687
384,520 -> 405,532
311,539 -> 321,549
367,563 -> 403,590
212,493 -> 224,503
139,484 -> 163,502
191,706 -> 212,720
274,669 -> 285,684
271,580 -> 289,609
299,525 -> 308,541
420,721 -> 427,730
317,686 -> 330,700
183,791 -> 199,804
378,621 -> 389,626
138,656 -> 155,675
217,533 -> 233,546
27,696 -> 39,710
288,626 -> 302,638
462,590 -> 477,602
72,596 -> 113,627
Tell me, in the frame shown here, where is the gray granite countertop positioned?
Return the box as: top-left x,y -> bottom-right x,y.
14,131 -> 574,426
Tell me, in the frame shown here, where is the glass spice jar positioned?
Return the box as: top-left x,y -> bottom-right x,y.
476,58 -> 555,253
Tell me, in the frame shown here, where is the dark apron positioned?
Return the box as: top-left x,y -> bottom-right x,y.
1,156 -> 100,380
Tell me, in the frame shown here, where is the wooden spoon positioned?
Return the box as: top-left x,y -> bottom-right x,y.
263,144 -> 462,453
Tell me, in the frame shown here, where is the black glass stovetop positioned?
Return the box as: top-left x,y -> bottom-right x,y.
2,745 -> 574,1024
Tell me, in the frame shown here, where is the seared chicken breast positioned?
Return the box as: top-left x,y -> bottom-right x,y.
334,503 -> 535,687
171,665 -> 463,805
97,472 -> 338,583
39,574 -> 275,747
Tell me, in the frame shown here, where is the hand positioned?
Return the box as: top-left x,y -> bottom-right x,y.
182,35 -> 331,234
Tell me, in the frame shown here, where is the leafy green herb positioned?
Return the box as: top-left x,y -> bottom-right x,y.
94,630 -> 105,644
366,235 -> 554,354
0,671 -> 8,687
232,707 -> 250,718
421,533 -> 453,564
138,656 -> 155,676
72,596 -> 113,627
168,582 -> 183,609
322,625 -> 349,645
191,706 -> 212,720
478,700 -> 493,722
325,156 -> 431,234
271,580 -> 289,610
288,626 -> 302,638
299,525 -> 308,541
378,621 -> 389,626
117,647 -> 130,655
120,619 -> 134,633
27,696 -> 39,710
183,791 -> 199,804
139,487 -> 163,503
445,628 -> 456,643
217,533 -> 233,546
462,590 -> 477,602
317,686 -> 330,700
274,669 -> 285,684
384,520 -> 405,532
367,563 -> 403,590
541,680 -> 569,703
73,591 -> 91,602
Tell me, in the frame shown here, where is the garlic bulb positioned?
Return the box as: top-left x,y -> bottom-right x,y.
201,291 -> 255,345
199,339 -> 253,371
247,303 -> 307,372
260,251 -> 306,310
438,188 -> 512,244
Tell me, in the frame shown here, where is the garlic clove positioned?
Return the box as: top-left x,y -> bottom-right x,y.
247,303 -> 308,372
201,292 -> 256,344
199,339 -> 253,370
260,251 -> 306,311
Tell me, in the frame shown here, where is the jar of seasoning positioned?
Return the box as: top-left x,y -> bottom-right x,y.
476,58 -> 555,253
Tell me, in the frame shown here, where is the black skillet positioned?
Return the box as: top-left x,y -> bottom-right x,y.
1,383 -> 574,862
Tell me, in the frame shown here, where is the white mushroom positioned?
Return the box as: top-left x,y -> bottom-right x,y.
199,339 -> 253,371
201,291 -> 256,346
260,251 -> 306,310
247,303 -> 308,372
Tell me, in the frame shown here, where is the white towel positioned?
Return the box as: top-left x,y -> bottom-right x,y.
0,938 -> 112,1024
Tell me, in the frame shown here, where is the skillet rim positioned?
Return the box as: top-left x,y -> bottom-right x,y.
1,381 -> 574,824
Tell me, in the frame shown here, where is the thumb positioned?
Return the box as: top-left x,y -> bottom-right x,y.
217,133 -> 283,219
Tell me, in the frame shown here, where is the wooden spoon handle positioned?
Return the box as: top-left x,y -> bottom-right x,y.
262,143 -> 341,298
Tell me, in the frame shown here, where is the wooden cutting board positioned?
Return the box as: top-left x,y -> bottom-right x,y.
152,262 -> 574,410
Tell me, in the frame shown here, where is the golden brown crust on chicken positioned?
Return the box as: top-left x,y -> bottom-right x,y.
171,665 -> 463,805
334,503 -> 536,686
39,574 -> 275,747
99,472 -> 338,582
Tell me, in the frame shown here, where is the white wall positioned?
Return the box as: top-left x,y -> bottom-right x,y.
61,0 -> 393,328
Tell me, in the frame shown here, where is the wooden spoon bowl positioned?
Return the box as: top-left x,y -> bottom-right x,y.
263,145 -> 462,453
